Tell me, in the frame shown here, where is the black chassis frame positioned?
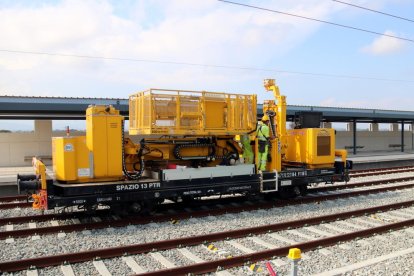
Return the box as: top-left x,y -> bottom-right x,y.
44,163 -> 350,209
45,174 -> 261,209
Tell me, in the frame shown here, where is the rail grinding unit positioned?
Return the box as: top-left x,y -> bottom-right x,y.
18,79 -> 352,213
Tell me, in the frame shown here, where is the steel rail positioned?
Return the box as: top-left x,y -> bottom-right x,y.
350,165 -> 414,174
0,202 -> 31,210
1,181 -> 414,240
0,213 -> 78,226
0,209 -> 113,226
139,218 -> 414,275
0,200 -> 413,272
0,195 -> 27,203
351,168 -> 414,178
309,175 -> 414,192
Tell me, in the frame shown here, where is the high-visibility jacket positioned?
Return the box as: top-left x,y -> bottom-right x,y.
240,135 -> 254,164
257,122 -> 270,141
256,122 -> 270,171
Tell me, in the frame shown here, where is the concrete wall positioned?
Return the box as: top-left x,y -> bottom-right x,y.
0,121 -> 413,167
336,130 -> 413,153
0,120 -> 53,167
335,122 -> 414,153
0,121 -> 87,167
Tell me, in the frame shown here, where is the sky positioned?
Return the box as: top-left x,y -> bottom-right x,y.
0,0 -> 413,130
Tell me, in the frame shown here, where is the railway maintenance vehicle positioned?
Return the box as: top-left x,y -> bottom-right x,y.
18,79 -> 352,213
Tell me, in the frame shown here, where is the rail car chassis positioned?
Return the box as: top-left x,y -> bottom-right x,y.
33,162 -> 349,212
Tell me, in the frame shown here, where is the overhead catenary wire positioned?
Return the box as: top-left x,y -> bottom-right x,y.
217,0 -> 414,43
0,48 -> 414,83
332,0 -> 414,23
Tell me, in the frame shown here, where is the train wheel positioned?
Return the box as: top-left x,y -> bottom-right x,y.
299,185 -> 308,196
141,200 -> 156,216
111,204 -> 129,216
263,192 -> 278,200
278,187 -> 295,199
85,204 -> 98,215
292,186 -> 301,197
344,174 -> 350,183
130,202 -> 142,213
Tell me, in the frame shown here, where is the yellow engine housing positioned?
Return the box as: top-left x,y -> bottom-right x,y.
53,136 -> 89,181
285,128 -> 335,168
52,105 -> 124,182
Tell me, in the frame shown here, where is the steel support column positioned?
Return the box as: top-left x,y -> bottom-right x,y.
401,121 -> 405,152
353,119 -> 357,155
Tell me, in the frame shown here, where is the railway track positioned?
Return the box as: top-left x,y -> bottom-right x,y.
1,200 -> 413,274
1,167 -> 413,275
0,201 -> 31,209
1,178 -> 414,241
350,166 -> 414,178
0,195 -> 27,203
350,166 -> 414,175
0,195 -> 30,209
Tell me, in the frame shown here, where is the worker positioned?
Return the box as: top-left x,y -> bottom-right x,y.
257,114 -> 270,171
240,134 -> 254,164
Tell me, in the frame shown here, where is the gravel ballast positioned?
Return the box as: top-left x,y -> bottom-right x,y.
0,172 -> 414,275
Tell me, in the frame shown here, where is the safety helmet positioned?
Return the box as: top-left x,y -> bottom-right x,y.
262,114 -> 269,121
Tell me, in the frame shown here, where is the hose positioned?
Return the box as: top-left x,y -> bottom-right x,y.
121,121 -> 144,180
266,110 -> 276,137
173,139 -> 240,165
173,142 -> 216,161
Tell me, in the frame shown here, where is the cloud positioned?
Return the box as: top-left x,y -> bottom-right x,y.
361,30 -> 406,55
0,0 -> 346,97
0,0 -> 408,109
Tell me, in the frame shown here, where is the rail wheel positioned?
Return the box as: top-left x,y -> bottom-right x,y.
141,200 -> 157,215
278,187 -> 296,199
130,202 -> 142,213
84,204 -> 98,214
299,185 -> 308,196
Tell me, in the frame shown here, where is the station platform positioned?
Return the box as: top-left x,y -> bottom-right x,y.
347,151 -> 414,170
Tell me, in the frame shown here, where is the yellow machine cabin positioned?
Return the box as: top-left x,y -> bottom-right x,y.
52,105 -> 124,183
285,128 -> 335,168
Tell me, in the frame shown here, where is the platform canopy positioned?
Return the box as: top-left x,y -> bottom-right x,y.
1,95 -> 414,123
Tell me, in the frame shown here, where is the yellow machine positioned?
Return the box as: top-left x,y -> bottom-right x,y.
261,79 -> 346,170
285,128 -> 335,168
53,90 -> 257,183
51,79 -> 346,182
52,105 -> 124,183
23,79 -> 351,212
